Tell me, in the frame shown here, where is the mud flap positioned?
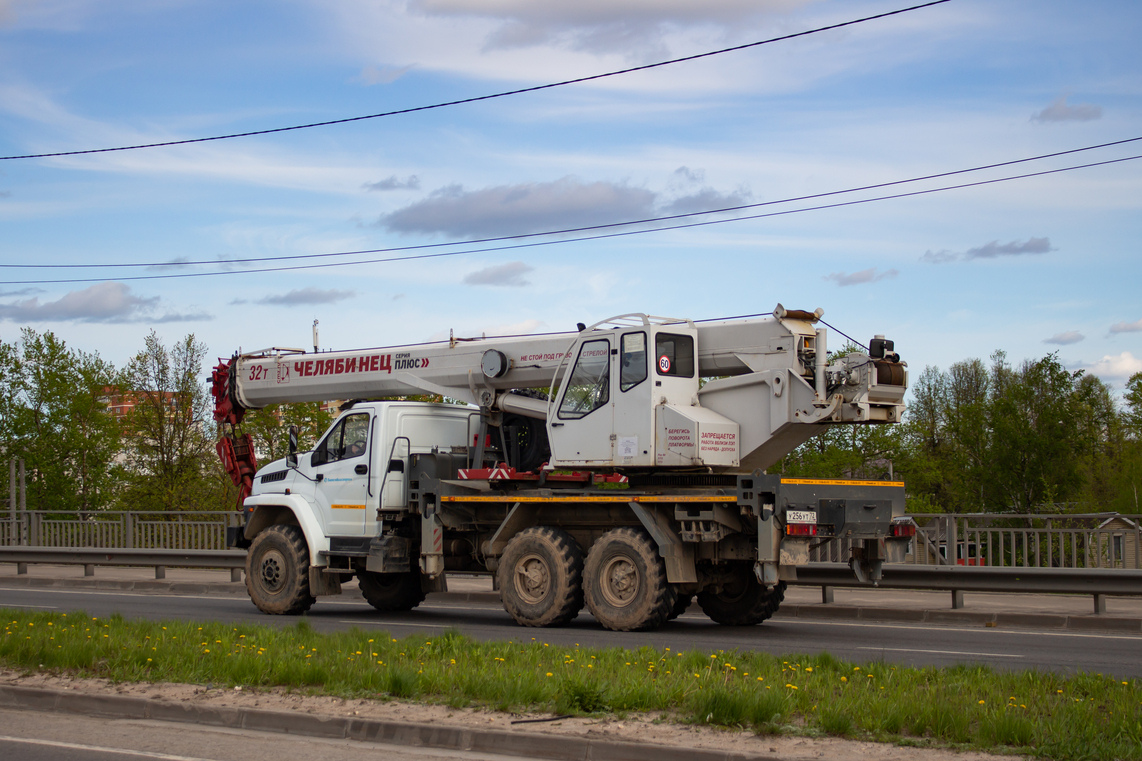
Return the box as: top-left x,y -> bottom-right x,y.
308,567 -> 343,596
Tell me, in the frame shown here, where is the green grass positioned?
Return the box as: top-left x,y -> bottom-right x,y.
3,609 -> 1141,760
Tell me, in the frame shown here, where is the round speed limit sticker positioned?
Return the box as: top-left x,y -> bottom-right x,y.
658,355 -> 671,373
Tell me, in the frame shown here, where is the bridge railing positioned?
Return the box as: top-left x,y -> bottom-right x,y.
809,513 -> 1142,570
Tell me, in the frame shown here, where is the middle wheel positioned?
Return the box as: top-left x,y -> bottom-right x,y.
498,526 -> 584,627
584,527 -> 676,631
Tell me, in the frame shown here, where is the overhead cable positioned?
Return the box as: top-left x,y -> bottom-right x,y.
3,134 -> 1137,272
0,1 -> 951,162
3,150 -> 1137,286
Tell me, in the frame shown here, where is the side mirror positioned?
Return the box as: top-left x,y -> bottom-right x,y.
287,425 -> 299,469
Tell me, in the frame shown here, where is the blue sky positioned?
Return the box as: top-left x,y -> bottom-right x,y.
1,0 -> 1139,392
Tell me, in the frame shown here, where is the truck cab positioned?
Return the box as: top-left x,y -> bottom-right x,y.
235,401 -> 475,566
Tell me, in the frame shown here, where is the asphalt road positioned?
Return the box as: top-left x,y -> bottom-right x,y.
0,707 -> 516,761
2,585 -> 1140,679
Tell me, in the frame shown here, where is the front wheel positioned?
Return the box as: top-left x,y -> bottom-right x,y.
697,566 -> 785,626
359,569 -> 426,612
583,527 -> 675,631
245,524 -> 315,615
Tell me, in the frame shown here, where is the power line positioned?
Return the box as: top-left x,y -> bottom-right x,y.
0,1 -> 951,162
4,150 -> 1137,286
3,134 -> 1138,272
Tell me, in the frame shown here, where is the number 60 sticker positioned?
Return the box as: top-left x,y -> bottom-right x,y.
658,355 -> 671,373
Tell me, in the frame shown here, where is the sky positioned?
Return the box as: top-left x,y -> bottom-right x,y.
1,0 -> 1140,397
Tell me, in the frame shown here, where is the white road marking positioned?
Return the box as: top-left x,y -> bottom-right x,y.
0,603 -> 57,609
772,618 -> 1142,641
0,735 -> 217,761
855,646 -> 1025,658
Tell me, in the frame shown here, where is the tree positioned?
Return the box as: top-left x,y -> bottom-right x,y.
0,329 -> 120,512
117,332 -> 233,511
241,401 -> 334,463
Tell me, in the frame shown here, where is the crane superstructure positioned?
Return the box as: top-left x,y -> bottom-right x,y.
211,305 -> 914,631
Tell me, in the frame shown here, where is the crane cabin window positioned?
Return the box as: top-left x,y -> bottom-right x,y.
558,339 -> 611,419
655,333 -> 695,377
620,332 -> 647,392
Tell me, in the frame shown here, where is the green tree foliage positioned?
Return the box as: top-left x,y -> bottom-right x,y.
0,329 -> 120,513
116,332 -> 233,512
240,402 -> 335,463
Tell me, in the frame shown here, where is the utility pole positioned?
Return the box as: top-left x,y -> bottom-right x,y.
7,459 -> 13,546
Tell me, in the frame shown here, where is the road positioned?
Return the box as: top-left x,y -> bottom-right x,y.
0,707 -> 516,761
2,584 -> 1139,679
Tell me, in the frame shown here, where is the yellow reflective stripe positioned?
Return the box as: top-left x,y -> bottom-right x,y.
330,504 -> 367,510
780,478 -> 905,488
440,495 -> 736,504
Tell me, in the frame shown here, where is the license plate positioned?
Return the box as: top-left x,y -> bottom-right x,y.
786,509 -> 817,524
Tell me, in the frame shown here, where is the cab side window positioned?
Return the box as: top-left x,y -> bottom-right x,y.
312,413 -> 370,465
620,332 -> 647,392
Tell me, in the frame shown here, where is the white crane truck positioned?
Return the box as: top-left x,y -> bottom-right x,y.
211,305 -> 914,631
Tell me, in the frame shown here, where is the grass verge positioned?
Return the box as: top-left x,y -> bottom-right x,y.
2,608 -> 1140,760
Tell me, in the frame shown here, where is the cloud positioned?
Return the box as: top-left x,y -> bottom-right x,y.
922,237 -> 1053,264
660,186 -> 751,215
0,282 -> 160,323
462,261 -> 534,287
1085,352 -> 1142,382
1044,331 -> 1084,346
1109,319 -> 1142,334
379,176 -> 656,237
1032,96 -> 1103,123
355,64 -> 414,85
364,175 -> 421,192
0,287 -> 43,297
153,311 -> 212,323
409,0 -> 804,56
256,288 -> 357,306
823,268 -> 899,287
671,166 -> 705,186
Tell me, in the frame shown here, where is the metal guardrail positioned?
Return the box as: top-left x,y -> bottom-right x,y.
0,547 -> 245,583
2,548 -> 1139,615
793,563 -> 1142,614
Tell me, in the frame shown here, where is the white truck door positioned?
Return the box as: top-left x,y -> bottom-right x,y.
310,410 -> 372,536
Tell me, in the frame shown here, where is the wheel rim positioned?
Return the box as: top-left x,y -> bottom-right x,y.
599,555 -> 639,608
513,552 -> 551,604
258,548 -> 286,593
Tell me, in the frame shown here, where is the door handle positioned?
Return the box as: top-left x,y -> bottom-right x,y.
355,464 -> 368,475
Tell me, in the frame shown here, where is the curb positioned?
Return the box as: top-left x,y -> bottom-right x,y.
3,576 -> 1140,634
0,684 -> 768,761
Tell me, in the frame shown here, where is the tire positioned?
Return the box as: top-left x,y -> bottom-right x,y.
500,412 -> 550,472
498,526 -> 584,627
245,524 -> 315,615
359,569 -> 427,612
668,592 -> 693,621
697,566 -> 785,626
583,527 -> 676,632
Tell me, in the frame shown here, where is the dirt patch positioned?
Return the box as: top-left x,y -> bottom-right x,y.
1,668 -> 1018,760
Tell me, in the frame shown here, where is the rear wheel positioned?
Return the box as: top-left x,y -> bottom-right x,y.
499,526 -> 584,627
246,524 -> 315,615
584,527 -> 675,632
359,569 -> 426,611
697,566 -> 785,626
